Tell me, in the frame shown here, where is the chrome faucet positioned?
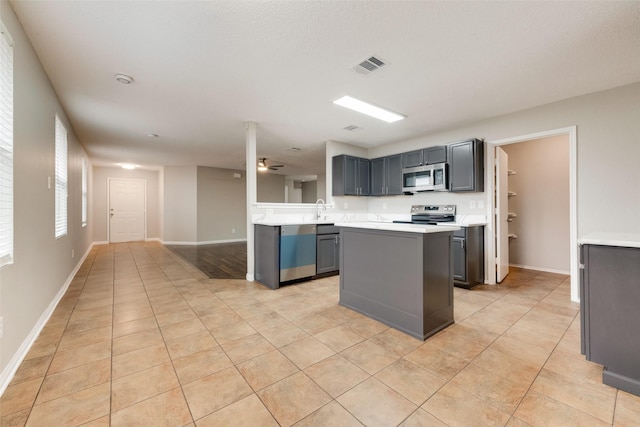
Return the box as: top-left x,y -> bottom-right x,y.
315,198 -> 326,220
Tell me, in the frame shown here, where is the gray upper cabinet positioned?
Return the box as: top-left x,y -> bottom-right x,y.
424,146 -> 447,164
448,138 -> 484,192
401,146 -> 447,169
401,149 -> 424,168
332,155 -> 370,196
371,154 -> 402,196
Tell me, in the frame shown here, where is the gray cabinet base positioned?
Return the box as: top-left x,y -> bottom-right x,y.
339,227 -> 454,340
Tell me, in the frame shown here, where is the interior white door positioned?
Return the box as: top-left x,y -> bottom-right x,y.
109,178 -> 146,243
495,146 -> 510,282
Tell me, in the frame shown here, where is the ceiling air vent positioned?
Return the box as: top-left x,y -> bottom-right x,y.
353,56 -> 386,75
343,125 -> 362,132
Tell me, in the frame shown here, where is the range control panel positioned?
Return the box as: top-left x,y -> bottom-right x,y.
409,205 -> 456,215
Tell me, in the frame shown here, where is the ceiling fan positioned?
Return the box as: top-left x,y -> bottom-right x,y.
258,158 -> 284,171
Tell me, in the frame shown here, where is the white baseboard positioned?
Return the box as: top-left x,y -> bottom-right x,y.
0,242 -> 96,397
509,263 -> 570,275
92,240 -> 109,245
162,238 -> 247,246
145,237 -> 162,243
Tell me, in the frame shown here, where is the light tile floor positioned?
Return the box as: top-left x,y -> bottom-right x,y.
1,242 -> 639,426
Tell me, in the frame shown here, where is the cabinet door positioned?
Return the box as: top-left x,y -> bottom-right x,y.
449,139 -> 483,192
386,154 -> 403,195
370,157 -> 386,196
401,149 -> 424,168
424,146 -> 447,164
316,234 -> 339,274
452,237 -> 466,281
357,158 -> 371,196
345,156 -> 360,195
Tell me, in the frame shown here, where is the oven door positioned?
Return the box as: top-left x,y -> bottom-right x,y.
402,165 -> 434,192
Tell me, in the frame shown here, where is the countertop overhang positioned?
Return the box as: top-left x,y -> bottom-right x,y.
335,221 -> 460,234
579,232 -> 640,248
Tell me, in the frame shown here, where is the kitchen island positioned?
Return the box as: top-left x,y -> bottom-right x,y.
335,222 -> 459,340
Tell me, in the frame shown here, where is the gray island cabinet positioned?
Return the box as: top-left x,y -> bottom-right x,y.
580,233 -> 640,397
335,222 -> 458,340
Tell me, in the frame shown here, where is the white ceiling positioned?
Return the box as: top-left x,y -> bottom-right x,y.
9,1 -> 640,176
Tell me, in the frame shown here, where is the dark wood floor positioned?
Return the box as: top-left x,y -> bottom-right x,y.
166,242 -> 247,279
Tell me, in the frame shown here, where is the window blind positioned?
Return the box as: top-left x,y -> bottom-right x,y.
81,156 -> 87,226
0,22 -> 13,267
55,115 -> 67,238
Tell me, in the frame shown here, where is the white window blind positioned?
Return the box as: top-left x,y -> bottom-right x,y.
0,22 -> 13,268
55,115 -> 67,238
81,156 -> 87,226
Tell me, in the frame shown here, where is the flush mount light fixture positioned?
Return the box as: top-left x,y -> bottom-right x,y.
333,95 -> 405,123
115,74 -> 133,84
257,159 -> 268,172
121,163 -> 137,170
146,133 -> 159,138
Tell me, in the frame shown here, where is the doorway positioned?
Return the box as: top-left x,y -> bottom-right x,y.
108,178 -> 147,243
486,127 -> 578,301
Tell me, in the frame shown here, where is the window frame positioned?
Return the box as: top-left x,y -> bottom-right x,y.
54,115 -> 68,239
0,21 -> 14,268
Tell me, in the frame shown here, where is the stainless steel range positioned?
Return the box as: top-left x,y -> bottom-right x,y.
393,204 -> 456,225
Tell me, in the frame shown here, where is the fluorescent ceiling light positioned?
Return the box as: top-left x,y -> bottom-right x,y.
333,95 -> 405,123
121,163 -> 137,170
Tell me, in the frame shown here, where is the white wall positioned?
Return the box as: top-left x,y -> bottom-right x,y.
503,135 -> 570,273
0,0 -> 92,383
196,166 -> 247,242
365,82 -> 640,237
163,166 -> 198,243
92,166 -> 161,242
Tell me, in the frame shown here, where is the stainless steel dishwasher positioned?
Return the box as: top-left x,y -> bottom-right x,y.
280,224 -> 316,282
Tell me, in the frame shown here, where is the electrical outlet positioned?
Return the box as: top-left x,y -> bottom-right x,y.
343,202 -> 348,209
232,228 -> 236,234
0,316 -> 4,339
71,249 -> 75,258
47,176 -> 51,189
478,200 -> 485,209
470,200 -> 476,209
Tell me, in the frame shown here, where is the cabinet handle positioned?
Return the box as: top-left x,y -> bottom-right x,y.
460,240 -> 465,249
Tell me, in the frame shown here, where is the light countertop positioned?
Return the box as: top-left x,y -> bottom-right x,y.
254,220 -> 335,226
579,232 -> 640,249
335,221 -> 460,234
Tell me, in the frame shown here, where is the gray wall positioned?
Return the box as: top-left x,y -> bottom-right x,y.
163,166 -> 198,243
92,166 -> 161,242
301,180 -> 317,203
0,1 -> 92,376
257,173 -> 286,203
196,166 -> 246,242
503,135 -> 570,273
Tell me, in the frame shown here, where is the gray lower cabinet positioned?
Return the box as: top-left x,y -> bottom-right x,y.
581,243 -> 640,396
316,224 -> 340,275
254,224 -> 280,289
371,154 -> 402,196
332,155 -> 370,196
316,234 -> 340,275
452,226 -> 484,288
448,138 -> 484,192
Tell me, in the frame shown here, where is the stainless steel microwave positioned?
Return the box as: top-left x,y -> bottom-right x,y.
402,162 -> 448,193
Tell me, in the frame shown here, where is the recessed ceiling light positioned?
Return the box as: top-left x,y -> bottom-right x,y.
333,96 -> 405,123
121,163 -> 137,170
115,74 -> 133,84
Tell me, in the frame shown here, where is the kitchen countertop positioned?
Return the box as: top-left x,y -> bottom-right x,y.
579,232 -> 640,249
254,220 -> 335,226
335,221 -> 460,234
